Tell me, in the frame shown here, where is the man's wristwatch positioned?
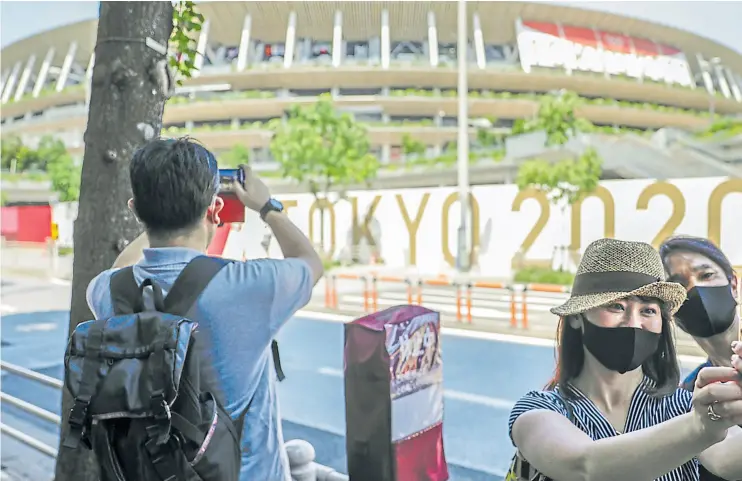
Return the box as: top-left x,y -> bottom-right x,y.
259,198 -> 284,221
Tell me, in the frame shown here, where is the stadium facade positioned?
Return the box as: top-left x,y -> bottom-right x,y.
2,1 -> 741,188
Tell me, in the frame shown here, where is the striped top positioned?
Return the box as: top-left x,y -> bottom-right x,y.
508,377 -> 699,481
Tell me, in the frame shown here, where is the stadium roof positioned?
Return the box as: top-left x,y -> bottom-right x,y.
2,2 -> 741,74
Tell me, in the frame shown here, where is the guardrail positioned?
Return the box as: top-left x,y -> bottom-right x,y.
325,272 -> 571,328
0,360 -> 348,481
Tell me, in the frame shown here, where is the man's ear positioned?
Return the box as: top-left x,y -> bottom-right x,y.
127,198 -> 141,222
732,274 -> 739,300
207,196 -> 224,225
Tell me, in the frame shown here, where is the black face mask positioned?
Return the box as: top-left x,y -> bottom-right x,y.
581,318 -> 660,374
674,285 -> 737,338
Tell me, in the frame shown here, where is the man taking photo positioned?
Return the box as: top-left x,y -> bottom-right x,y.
85,137 -> 323,481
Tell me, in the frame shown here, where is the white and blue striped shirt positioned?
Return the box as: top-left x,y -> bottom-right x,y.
508,377 -> 699,481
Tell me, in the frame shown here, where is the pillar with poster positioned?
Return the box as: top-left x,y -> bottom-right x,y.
344,305 -> 448,481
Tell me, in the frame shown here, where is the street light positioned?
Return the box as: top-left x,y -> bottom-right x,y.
456,0 -> 470,272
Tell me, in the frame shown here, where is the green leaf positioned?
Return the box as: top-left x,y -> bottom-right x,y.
269,98 -> 379,193
514,91 -> 603,206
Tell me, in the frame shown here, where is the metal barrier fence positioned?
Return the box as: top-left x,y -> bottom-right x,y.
324,272 -> 571,328
0,360 -> 348,481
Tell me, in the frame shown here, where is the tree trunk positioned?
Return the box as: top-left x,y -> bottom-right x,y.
54,3 -> 173,480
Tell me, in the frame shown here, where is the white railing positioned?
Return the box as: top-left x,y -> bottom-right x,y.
0,360 -> 348,481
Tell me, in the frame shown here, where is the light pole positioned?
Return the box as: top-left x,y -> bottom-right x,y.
456,0 -> 470,272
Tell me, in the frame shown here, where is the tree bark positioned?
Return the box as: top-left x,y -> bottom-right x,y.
54,3 -> 173,480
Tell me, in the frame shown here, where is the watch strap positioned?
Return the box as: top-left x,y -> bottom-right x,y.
260,199 -> 282,221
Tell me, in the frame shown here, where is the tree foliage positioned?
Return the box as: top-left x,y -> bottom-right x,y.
515,90 -> 603,207
219,144 -> 251,167
269,95 -> 380,198
516,147 -> 602,206
517,90 -> 595,147
170,1 -> 205,83
1,135 -> 81,201
401,133 -> 426,157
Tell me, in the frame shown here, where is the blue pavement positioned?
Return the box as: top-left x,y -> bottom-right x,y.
1,309 -> 696,481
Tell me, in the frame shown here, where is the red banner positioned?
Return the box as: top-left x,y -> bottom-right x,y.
516,20 -> 692,86
523,21 -> 682,57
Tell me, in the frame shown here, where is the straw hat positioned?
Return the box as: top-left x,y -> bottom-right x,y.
551,238 -> 687,316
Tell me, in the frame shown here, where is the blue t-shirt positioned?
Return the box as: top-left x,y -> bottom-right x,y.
85,247 -> 313,481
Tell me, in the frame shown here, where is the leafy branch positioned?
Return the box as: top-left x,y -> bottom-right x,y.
514,90 -> 603,207
170,1 -> 205,83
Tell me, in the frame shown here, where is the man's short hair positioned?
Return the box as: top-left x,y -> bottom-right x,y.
129,137 -> 218,237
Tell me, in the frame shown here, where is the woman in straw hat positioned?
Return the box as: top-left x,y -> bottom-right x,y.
659,235 -> 741,481
506,239 -> 742,481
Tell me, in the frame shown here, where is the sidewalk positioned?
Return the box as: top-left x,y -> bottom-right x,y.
1,245 -> 73,281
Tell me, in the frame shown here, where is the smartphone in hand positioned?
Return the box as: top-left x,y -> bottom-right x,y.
217,168 -> 246,224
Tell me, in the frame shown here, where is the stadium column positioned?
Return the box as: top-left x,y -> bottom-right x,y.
332,10 -> 343,68
12,54 -> 36,102
472,13 -> 486,69
193,19 -> 211,77
284,11 -> 297,69
712,60 -> 732,99
236,14 -> 252,72
55,41 -> 78,92
84,53 -> 95,108
696,55 -> 716,95
0,70 -> 8,95
381,9 -> 390,69
32,48 -> 55,98
331,10 -> 343,98
427,11 -> 438,67
0,61 -> 22,104
727,68 -> 742,102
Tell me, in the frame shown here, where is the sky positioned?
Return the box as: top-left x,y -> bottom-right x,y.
0,1 -> 741,53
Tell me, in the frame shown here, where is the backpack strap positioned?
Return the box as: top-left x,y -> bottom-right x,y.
163,256 -> 286,382
109,256 -> 287,384
110,267 -> 144,314
163,256 -> 231,316
63,318 -> 106,449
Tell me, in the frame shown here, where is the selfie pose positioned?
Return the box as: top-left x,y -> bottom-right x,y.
508,239 -> 742,481
660,235 -> 742,480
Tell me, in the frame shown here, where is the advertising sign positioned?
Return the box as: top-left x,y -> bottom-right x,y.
516,19 -> 694,87
58,177 -> 742,278
345,306 -> 448,481
386,311 -> 443,400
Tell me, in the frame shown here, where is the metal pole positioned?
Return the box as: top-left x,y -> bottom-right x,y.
0,392 -> 61,425
0,423 -> 58,458
0,361 -> 64,389
456,0 -> 470,272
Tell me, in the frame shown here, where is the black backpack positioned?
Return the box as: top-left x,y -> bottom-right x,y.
62,256 -> 283,481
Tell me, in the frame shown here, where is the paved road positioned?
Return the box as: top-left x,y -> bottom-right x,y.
0,277 -> 702,481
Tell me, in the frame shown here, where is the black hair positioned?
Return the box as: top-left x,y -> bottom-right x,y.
129,137 -> 217,238
659,235 -> 735,282
546,297 -> 680,399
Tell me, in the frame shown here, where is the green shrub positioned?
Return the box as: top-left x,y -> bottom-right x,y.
514,267 -> 575,286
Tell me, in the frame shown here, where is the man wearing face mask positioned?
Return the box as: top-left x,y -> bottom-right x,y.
506,238 -> 742,481
660,235 -> 741,481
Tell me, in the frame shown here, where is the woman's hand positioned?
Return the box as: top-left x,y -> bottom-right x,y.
691,361 -> 742,443
733,341 -> 742,380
